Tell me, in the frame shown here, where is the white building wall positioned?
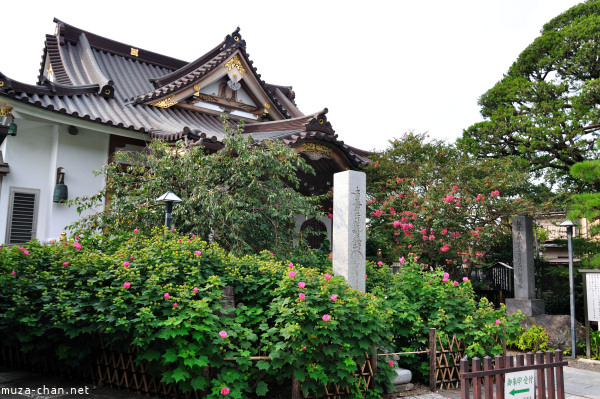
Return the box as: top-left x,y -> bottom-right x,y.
0,119 -> 109,243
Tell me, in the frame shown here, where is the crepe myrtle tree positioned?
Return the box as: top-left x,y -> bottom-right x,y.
68,117 -> 323,255
460,1 -> 600,191
365,132 -> 536,278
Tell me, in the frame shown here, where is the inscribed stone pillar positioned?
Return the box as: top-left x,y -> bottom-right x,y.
332,171 -> 366,292
506,216 -> 544,316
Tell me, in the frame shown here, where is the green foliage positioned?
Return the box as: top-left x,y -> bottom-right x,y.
365,133 -> 535,277
510,325 -> 549,353
460,0 -> 600,190
0,231 -> 393,397
68,117 -> 322,256
382,258 -> 522,380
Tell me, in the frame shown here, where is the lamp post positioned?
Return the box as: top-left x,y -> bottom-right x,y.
559,219 -> 578,359
156,191 -> 182,229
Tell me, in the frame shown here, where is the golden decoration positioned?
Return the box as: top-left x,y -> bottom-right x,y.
234,35 -> 240,42
0,81 -> 4,87
104,89 -> 111,95
193,84 -> 200,92
151,96 -> 178,108
223,55 -> 245,77
0,106 -> 14,118
318,118 -> 324,125
130,48 -> 139,57
264,102 -> 270,114
47,64 -> 53,75
299,143 -> 332,157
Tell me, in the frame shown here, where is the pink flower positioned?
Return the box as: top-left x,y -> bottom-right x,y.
288,271 -> 296,278
429,280 -> 433,284
133,228 -> 139,234
171,228 -> 175,232
442,229 -> 448,235
452,185 -> 458,191
219,330 -> 228,338
443,272 -> 450,279
193,287 -> 198,294
75,236 -> 80,241
453,281 -> 459,286
130,255 -> 135,260
11,270 -> 16,276
442,278 -> 449,283
365,274 -> 368,278
444,194 -> 455,203
288,263 -> 294,269
377,261 -> 383,266
220,387 -> 230,395
164,292 -> 170,299
302,346 -> 307,350
123,282 -> 131,289
388,361 -> 394,367
178,239 -> 182,243
173,302 -> 177,308
393,220 -> 401,228
325,274 -> 332,280
330,295 -> 337,301
299,293 -> 305,299
195,251 -> 202,256
440,244 -> 449,252
328,254 -> 333,258
422,236 -> 428,241
269,253 -> 274,257
490,190 -> 500,197
328,213 -> 333,219
463,277 -> 469,282
72,242 -> 82,249
322,314 -> 330,322
51,240 -> 55,245
123,261 -> 129,268
62,262 -> 69,267
23,250 -> 29,256
298,282 -> 306,289
399,257 -> 405,264
495,319 -> 501,325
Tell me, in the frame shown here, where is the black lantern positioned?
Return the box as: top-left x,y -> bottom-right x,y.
156,191 -> 182,228
53,167 -> 68,203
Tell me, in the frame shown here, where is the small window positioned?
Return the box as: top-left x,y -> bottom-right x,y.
6,187 -> 39,245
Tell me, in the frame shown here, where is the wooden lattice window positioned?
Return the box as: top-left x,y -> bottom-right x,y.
300,218 -> 327,249
5,187 -> 39,245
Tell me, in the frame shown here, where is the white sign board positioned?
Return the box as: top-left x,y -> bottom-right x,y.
586,273 -> 600,322
505,370 -> 535,399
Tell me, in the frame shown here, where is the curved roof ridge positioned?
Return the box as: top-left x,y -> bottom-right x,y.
77,33 -> 115,99
53,18 -> 187,70
40,34 -> 72,85
0,71 -> 99,97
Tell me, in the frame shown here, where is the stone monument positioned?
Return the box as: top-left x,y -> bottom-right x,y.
506,216 -> 544,316
332,170 -> 366,292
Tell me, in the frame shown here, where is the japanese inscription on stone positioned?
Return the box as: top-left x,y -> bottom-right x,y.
586,273 -> 600,322
512,216 -> 535,299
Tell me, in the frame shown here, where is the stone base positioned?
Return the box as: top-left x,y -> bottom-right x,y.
506,298 -> 544,316
392,383 -> 414,393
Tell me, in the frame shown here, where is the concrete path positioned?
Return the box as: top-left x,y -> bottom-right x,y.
398,365 -> 600,399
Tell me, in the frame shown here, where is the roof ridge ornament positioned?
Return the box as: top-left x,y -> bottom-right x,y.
305,108 -> 334,134
223,27 -> 245,50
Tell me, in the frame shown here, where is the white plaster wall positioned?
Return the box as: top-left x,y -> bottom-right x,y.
0,119 -> 109,243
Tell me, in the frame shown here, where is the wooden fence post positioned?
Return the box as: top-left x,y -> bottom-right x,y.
555,350 -> 565,399
460,357 -> 470,399
494,354 -> 504,399
483,356 -> 493,399
429,328 -> 436,392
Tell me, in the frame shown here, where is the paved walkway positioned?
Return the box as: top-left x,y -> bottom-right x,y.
398,365 -> 600,399
0,364 -> 598,398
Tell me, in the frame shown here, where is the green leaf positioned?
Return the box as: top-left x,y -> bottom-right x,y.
255,381 -> 268,396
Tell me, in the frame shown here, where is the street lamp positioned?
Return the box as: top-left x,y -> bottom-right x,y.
156,191 -> 182,229
559,219 -> 579,359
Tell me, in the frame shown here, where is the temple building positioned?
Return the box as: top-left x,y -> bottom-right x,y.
0,19 -> 369,246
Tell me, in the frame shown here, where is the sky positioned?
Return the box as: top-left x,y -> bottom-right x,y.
1,0 -> 584,151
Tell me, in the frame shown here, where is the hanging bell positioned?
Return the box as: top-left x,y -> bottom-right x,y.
53,168 -> 68,203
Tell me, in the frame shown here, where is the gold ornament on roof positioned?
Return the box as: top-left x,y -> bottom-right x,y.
264,102 -> 270,114
47,64 -> 53,75
131,48 -> 139,57
151,95 -> 178,108
299,143 -> 332,157
0,106 -> 14,118
223,55 -> 245,78
193,84 -> 200,92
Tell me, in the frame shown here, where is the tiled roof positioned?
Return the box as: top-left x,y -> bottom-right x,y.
0,19 -> 369,166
